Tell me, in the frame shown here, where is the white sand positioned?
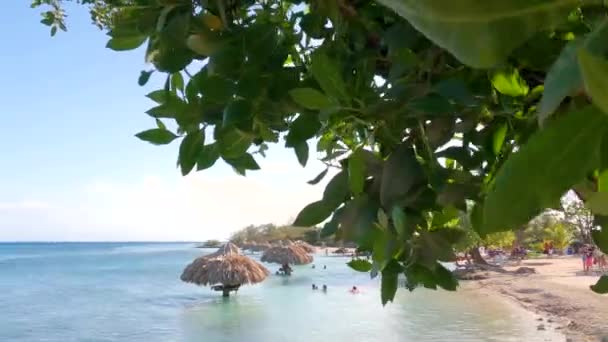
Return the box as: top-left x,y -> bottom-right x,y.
463,257 -> 608,341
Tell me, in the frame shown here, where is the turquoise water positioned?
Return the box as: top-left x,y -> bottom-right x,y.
0,243 -> 561,341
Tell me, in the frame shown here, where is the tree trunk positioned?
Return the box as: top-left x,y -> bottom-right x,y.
470,246 -> 489,265
222,288 -> 230,297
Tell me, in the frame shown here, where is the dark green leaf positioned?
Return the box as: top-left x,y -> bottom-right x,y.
323,171 -> 349,208
308,168 -> 329,185
483,107 -> 608,234
404,263 -> 437,290
135,128 -> 178,145
592,216 -> 608,254
106,36 -> 147,51
293,201 -> 334,227
138,70 -> 153,86
380,144 -> 425,208
197,143 -> 220,170
433,78 -> 474,105
223,99 -> 252,128
171,72 -> 184,92
225,153 -> 260,175
408,95 -> 453,114
590,275 -> 608,294
146,90 -> 170,104
217,127 -> 253,159
539,19 -> 608,123
348,259 -> 373,272
338,195 -> 379,249
587,192 -> 608,215
178,131 -> 204,176
289,88 -> 333,110
376,0 -> 577,68
416,230 -> 457,267
491,68 -> 529,97
310,50 -> 348,102
286,113 -> 321,147
381,268 -> 398,305
348,148 -> 366,195
50,26 -> 57,36
155,118 -> 166,130
294,141 -> 309,167
434,262 -> 458,291
391,207 -> 409,239
579,49 -> 608,115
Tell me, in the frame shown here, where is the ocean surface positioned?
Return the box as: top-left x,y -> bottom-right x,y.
0,242 -> 562,342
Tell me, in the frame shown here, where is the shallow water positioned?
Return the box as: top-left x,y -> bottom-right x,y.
0,243 -> 562,341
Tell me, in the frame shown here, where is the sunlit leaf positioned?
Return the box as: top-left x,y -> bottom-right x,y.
483,106 -> 608,234
579,49 -> 608,115
289,88 -> 333,110
376,0 -> 577,68
491,68 -> 529,97
348,259 -> 373,272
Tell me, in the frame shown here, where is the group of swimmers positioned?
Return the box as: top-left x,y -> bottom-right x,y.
311,284 -> 359,294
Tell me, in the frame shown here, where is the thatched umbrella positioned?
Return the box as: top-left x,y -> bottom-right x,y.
261,245 -> 313,275
203,242 -> 241,259
295,241 -> 316,253
333,247 -> 348,254
181,242 -> 268,297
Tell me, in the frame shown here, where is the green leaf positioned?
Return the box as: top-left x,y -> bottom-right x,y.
404,263 -> 437,290
308,168 -> 329,185
491,68 -> 529,97
434,263 -> 458,291
223,99 -> 252,128
381,268 -> 398,305
492,123 -> 508,155
106,36 -> 147,51
224,153 -> 260,175
380,144 -> 425,208
376,0 -> 577,68
146,90 -> 170,104
310,50 -> 348,102
178,131 -> 204,176
587,192 -> 608,215
592,217 -> 608,254
483,106 -> 608,234
323,171 -> 349,208
50,26 -> 57,36
155,118 -> 166,130
138,70 -> 153,86
539,19 -> 608,124
391,207 -> 409,238
348,149 -> 366,195
135,128 -> 178,145
408,95 -> 453,114
348,259 -> 373,272
579,49 -> 608,115
591,275 -> 608,294
171,72 -> 184,92
289,88 -> 333,110
285,113 -> 321,147
217,128 -> 253,159
293,201 -> 334,227
294,141 -> 309,167
197,143 -> 220,171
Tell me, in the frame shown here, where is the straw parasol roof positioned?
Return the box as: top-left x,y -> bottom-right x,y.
252,241 -> 271,252
181,242 -> 269,296
180,254 -> 269,287
261,245 -> 313,265
203,242 -> 241,259
294,241 -> 316,253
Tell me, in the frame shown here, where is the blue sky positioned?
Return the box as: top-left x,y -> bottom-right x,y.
0,2 -> 328,241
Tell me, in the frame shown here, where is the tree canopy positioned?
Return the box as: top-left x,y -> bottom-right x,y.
32,0 -> 608,300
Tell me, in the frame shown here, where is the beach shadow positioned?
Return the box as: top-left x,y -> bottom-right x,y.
515,288 -> 543,294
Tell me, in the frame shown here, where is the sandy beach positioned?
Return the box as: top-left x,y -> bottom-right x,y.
462,257 -> 608,341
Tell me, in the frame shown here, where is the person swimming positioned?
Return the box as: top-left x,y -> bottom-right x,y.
349,286 -> 359,294
322,284 -> 327,292
312,284 -> 318,290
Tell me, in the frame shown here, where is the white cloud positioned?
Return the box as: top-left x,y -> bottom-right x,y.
0,200 -> 53,210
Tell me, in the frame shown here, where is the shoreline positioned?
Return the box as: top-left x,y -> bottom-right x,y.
460,257 -> 608,341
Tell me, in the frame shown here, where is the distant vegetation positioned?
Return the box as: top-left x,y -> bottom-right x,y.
197,240 -> 223,248
230,223 -> 326,245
